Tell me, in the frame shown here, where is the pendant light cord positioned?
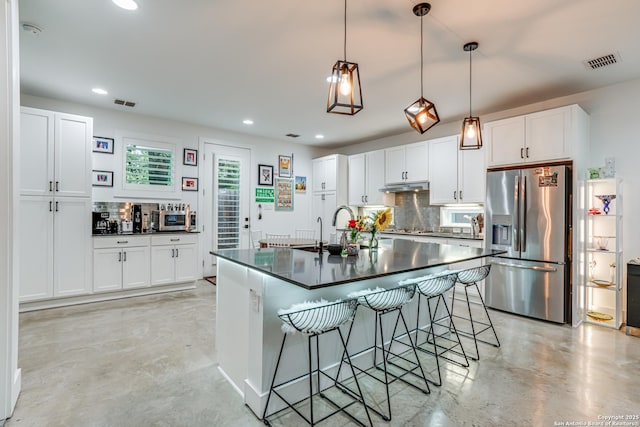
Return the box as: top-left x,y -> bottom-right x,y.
420,14 -> 424,99
343,0 -> 347,61
469,47 -> 472,117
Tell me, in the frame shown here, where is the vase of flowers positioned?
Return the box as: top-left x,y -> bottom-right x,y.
346,219 -> 362,255
365,208 -> 392,251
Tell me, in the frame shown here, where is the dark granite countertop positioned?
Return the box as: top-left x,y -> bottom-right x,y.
92,230 -> 200,237
211,239 -> 504,290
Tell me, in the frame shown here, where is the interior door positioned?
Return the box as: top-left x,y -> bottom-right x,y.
202,143 -> 251,277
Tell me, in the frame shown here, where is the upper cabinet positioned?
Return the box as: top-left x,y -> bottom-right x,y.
312,154 -> 345,193
384,141 -> 428,185
20,107 -> 93,197
428,135 -> 486,205
485,104 -> 589,167
348,149 -> 385,206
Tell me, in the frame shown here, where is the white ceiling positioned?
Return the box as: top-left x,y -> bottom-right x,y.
18,0 -> 640,148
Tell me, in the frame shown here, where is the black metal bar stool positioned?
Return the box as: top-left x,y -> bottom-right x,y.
399,272 -> 469,387
449,265 -> 500,360
338,284 -> 430,422
262,299 -> 372,427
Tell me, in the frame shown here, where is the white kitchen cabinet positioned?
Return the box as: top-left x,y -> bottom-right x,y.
19,197 -> 92,302
151,234 -> 198,285
312,192 -> 338,240
429,135 -> 486,205
384,141 -> 428,185
93,236 -> 151,292
348,150 -> 385,206
20,107 -> 92,198
485,104 -> 588,167
313,154 -> 347,193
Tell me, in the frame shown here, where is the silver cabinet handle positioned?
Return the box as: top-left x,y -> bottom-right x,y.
123,252 -> 127,262
520,147 -> 524,159
55,181 -> 59,192
459,190 -> 463,200
170,238 -> 180,242
55,201 -> 59,212
118,252 -> 122,262
365,195 -> 368,203
49,181 -> 53,192
49,201 -> 52,212
117,240 -> 129,244
453,191 -> 457,200
526,147 -> 530,158
175,248 -> 179,258
490,260 -> 558,273
171,249 -> 175,258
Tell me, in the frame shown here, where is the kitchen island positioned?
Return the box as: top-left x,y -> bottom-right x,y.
211,239 -> 503,417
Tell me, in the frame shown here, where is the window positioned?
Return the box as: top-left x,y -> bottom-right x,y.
123,139 -> 175,192
216,158 -> 241,249
440,205 -> 484,228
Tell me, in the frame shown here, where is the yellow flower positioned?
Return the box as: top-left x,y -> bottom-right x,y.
373,208 -> 392,231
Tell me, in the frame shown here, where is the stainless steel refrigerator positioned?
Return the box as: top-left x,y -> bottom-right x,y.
485,164 -> 571,323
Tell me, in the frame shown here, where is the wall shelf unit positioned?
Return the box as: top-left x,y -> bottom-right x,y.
584,178 -> 622,329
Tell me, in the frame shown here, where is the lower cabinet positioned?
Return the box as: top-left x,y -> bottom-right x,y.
151,234 -> 198,285
93,236 -> 151,292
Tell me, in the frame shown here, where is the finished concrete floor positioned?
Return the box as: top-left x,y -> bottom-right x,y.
6,280 -> 640,426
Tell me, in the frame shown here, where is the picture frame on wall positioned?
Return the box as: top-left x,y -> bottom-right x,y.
182,177 -> 199,191
278,155 -> 292,178
92,170 -> 114,187
183,148 -> 198,166
275,177 -> 294,211
258,164 -> 274,186
92,136 -> 114,154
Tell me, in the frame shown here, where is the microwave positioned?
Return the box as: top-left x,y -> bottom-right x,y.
152,210 -> 189,231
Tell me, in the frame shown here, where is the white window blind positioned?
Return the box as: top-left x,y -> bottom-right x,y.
125,144 -> 173,186
217,159 -> 241,249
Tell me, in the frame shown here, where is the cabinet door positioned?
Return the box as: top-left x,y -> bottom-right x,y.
404,141 -> 428,183
348,154 -> 366,206
151,245 -> 175,285
20,108 -> 54,196
174,244 -> 198,282
459,145 -> 486,204
19,197 -> 54,301
525,107 -> 570,163
54,113 -> 92,197
384,146 -> 406,185
312,158 -> 325,192
429,136 -> 458,204
486,116 -> 525,166
93,248 -> 123,292
54,198 -> 92,297
323,156 -> 337,192
365,150 -> 385,205
123,246 -> 150,289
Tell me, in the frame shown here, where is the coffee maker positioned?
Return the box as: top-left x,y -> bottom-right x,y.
92,212 -> 110,234
132,204 -> 142,233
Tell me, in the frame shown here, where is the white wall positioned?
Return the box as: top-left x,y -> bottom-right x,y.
1,0 -> 21,420
21,94 -> 326,236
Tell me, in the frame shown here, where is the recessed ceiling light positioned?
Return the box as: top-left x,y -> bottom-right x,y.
92,88 -> 108,95
243,119 -> 254,125
315,134 -> 325,139
112,0 -> 138,11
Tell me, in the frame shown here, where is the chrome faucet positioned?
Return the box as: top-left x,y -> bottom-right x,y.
332,205 -> 355,249
316,216 -> 323,254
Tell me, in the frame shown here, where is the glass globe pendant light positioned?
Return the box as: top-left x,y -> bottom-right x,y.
460,41 -> 483,150
404,3 -> 439,134
327,0 -> 363,115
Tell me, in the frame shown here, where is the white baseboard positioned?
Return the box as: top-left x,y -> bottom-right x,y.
217,365 -> 244,398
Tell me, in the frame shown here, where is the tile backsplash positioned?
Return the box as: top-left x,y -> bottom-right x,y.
92,202 -> 159,221
392,191 -> 440,231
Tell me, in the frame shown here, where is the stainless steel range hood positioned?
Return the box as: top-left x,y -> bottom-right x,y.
378,181 -> 429,193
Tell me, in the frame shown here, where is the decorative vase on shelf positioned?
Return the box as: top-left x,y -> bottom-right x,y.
595,194 -> 616,214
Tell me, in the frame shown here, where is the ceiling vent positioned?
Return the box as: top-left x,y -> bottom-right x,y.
583,52 -> 621,70
114,99 -> 136,107
285,133 -> 300,138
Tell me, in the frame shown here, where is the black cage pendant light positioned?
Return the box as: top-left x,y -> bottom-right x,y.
460,41 -> 482,150
327,0 -> 363,115
404,2 -> 439,134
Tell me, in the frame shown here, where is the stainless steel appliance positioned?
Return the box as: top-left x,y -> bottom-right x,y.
485,163 -> 571,323
152,209 -> 189,231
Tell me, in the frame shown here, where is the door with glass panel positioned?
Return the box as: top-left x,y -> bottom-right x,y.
202,143 -> 251,277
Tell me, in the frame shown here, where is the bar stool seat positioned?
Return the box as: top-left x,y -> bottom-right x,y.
449,265 -> 500,360
263,299 -> 372,427
339,285 -> 430,422
399,272 -> 469,386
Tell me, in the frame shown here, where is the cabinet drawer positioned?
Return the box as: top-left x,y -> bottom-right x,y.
151,233 -> 198,246
93,235 -> 151,249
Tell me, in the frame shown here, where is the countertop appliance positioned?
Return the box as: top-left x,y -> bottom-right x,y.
152,209 -> 189,231
484,163 -> 571,323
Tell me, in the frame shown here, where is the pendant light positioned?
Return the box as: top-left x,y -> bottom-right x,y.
327,0 -> 363,115
460,42 -> 483,150
404,3 -> 439,134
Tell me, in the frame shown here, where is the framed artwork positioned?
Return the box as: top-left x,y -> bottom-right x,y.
183,148 -> 198,166
182,177 -> 199,191
92,170 -> 113,187
275,177 -> 294,211
278,155 -> 292,178
92,136 -> 114,154
295,176 -> 306,193
258,164 -> 274,186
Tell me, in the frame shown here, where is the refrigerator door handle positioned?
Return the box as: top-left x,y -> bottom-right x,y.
521,176 -> 527,252
489,260 -> 558,273
513,175 -> 520,252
